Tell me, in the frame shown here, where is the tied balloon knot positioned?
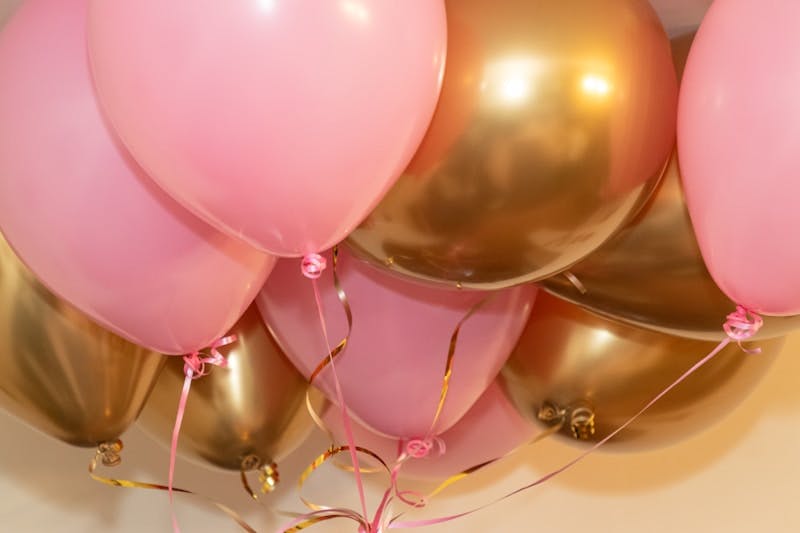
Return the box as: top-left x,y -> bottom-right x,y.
301,253 -> 327,279
404,437 -> 446,460
724,306 -> 763,353
181,335 -> 237,379
97,439 -> 123,468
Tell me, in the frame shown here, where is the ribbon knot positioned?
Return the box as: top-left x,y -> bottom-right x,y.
181,335 -> 236,379
171,335 -> 238,532
301,253 -> 327,279
404,437 -> 446,460
723,306 -> 763,352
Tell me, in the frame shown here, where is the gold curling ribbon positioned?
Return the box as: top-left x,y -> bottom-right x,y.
239,454 -> 280,501
425,294 -> 495,437
307,246 -> 350,385
89,439 -> 256,533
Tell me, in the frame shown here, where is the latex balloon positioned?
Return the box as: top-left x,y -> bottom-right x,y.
139,306 -> 319,475
87,0 -> 447,257
0,0 -> 274,354
347,0 -> 677,290
323,381 -> 536,482
258,247 -> 536,439
542,34 -> 800,341
501,293 -> 782,451
0,234 -> 165,447
679,0 -> 800,315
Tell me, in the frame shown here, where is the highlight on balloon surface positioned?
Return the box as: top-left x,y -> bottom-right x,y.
543,32 -> 800,341
258,247 -> 537,440
323,381 -> 536,482
348,0 -> 677,290
87,0 -> 448,257
0,0 -> 274,355
0,234 -> 165,447
501,293 -> 783,451
139,306 -> 320,489
679,0 -> 800,315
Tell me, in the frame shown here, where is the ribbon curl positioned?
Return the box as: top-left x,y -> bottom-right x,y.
88,440 -> 256,533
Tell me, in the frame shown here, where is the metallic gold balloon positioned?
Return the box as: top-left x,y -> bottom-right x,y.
501,293 -> 783,451
348,0 -> 677,290
0,234 -> 165,447
139,305 -> 319,474
542,33 -> 800,341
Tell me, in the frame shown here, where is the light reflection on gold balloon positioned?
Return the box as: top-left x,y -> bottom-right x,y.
348,0 -> 677,290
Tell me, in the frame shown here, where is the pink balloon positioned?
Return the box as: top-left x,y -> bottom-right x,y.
0,0 -> 274,355
678,0 -> 800,315
87,0 -> 447,257
322,381 -> 536,481
257,248 -> 536,439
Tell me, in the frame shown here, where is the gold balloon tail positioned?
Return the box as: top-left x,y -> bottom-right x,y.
88,440 -> 256,532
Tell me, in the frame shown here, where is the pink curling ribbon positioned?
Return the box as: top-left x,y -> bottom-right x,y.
382,307 -> 764,529
302,252 -> 370,525
168,335 -> 237,533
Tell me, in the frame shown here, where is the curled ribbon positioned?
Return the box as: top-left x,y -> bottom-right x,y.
169,335 -> 237,533
88,440 -> 255,533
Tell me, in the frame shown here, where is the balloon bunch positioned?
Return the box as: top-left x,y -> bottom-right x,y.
1,0 -> 798,531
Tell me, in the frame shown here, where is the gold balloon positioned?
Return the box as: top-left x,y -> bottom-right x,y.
348,0 -> 677,289
501,293 -> 783,451
140,305 -> 319,474
0,234 -> 165,447
542,33 -> 800,340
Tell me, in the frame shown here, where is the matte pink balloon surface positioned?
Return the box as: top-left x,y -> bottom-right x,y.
257,248 -> 536,439
678,0 -> 800,315
87,0 -> 447,257
0,0 -> 274,354
323,381 -> 536,481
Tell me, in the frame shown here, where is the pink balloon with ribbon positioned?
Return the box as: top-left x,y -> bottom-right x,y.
323,380 -> 536,482
0,0 -> 274,355
86,0 -> 447,257
257,247 -> 536,440
678,0 -> 800,316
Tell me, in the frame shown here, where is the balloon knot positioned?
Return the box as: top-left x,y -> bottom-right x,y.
724,306 -> 763,353
301,253 -> 327,279
404,437 -> 445,459
182,335 -> 236,379
97,439 -> 123,467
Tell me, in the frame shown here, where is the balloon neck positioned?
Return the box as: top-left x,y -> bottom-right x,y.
537,401 -> 596,441
240,455 -> 280,494
403,436 -> 445,459
724,306 -> 763,344
301,253 -> 327,279
97,439 -> 123,467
